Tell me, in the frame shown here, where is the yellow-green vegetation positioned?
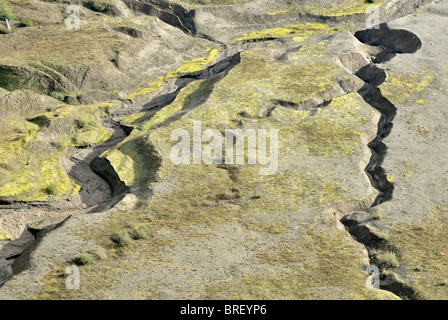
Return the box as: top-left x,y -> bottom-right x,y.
379,70 -> 435,104
0,227 -> 11,240
84,0 -> 110,13
1,0 -> 65,28
216,47 -> 338,105
300,0 -> 382,17
72,253 -> 98,266
139,78 -> 218,132
0,1 -> 15,21
415,99 -> 427,104
173,0 -> 247,9
234,23 -> 343,42
110,230 -> 133,248
126,48 -> 220,100
130,225 -> 149,240
33,211 -> 181,299
274,93 -> 368,157
0,87 -> 8,97
126,79 -> 165,101
102,144 -> 143,186
170,48 -> 220,77
268,0 -> 381,16
0,99 -> 113,201
296,119 -> 362,157
115,47 -> 372,191
386,206 -> 448,299
120,112 -> 146,126
373,251 -> 399,268
0,11 -> 161,97
292,35 -> 309,43
268,6 -> 300,16
404,162 -> 417,178
101,132 -> 160,189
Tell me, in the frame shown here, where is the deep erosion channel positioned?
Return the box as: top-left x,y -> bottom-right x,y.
339,24 -> 423,299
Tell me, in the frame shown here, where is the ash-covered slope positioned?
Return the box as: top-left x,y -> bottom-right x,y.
0,0 -> 446,300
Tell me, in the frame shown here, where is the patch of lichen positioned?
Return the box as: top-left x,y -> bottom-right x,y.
169,48 -> 220,77
126,78 -> 165,101
267,0 -> 381,16
0,154 -> 80,201
104,143 -> 144,187
300,0 -> 382,17
173,0 -> 247,9
233,23 -> 343,42
386,206 -> 448,299
120,112 -> 146,126
0,227 -> 12,240
126,48 -> 220,101
379,70 -> 435,104
0,102 -> 113,201
139,78 -> 218,132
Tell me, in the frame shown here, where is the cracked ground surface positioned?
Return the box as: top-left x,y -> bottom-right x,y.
0,0 -> 446,300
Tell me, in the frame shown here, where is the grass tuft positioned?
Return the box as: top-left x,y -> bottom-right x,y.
0,4 -> 14,21
110,230 -> 132,247
72,253 -> 97,266
85,0 -> 108,13
131,225 -> 149,240
374,251 -> 400,269
44,184 -> 58,195
19,19 -> 33,27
